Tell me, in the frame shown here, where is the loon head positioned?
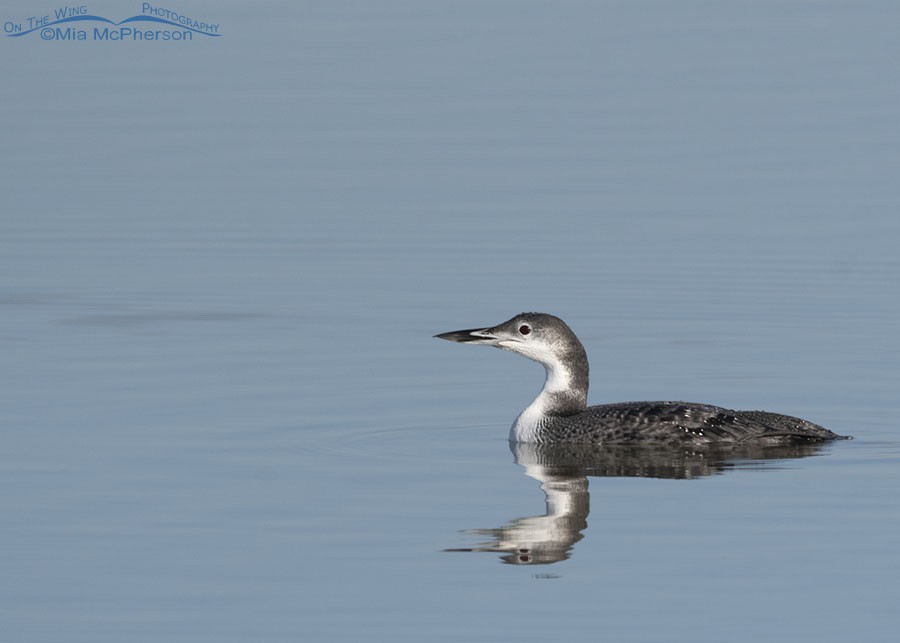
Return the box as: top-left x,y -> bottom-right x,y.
434,312 -> 581,365
435,313 -> 589,409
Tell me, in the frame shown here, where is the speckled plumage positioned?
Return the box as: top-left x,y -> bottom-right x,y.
532,400 -> 841,445
436,312 -> 849,445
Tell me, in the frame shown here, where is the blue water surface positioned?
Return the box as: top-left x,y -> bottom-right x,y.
2,2 -> 899,642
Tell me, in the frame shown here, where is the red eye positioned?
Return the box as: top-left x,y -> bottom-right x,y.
519,325 -> 531,335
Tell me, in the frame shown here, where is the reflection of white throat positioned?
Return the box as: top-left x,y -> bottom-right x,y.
492,463 -> 587,550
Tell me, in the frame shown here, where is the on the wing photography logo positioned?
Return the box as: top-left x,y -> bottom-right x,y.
4,3 -> 220,41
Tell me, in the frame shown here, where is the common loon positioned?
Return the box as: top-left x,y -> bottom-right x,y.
435,312 -> 849,445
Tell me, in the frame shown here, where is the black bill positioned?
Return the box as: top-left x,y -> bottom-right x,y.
434,327 -> 498,344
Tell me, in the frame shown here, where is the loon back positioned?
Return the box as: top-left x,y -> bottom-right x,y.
531,401 -> 845,445
435,312 -> 850,445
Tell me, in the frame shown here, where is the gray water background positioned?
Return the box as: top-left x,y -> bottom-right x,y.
2,1 -> 899,641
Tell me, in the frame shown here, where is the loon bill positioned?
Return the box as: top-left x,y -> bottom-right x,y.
435,312 -> 850,445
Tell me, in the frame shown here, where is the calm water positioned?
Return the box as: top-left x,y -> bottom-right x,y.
3,1 -> 900,641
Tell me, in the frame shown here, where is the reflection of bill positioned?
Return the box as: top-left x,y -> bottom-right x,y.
446,441 -> 833,565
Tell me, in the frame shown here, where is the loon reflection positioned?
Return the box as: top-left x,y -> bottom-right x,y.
447,441 -> 833,565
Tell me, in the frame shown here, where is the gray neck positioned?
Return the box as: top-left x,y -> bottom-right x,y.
510,334 -> 590,443
540,341 -> 589,416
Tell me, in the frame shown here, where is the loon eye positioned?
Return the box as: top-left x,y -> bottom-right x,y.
518,324 -> 531,336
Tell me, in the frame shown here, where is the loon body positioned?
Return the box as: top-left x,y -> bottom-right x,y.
435,313 -> 849,445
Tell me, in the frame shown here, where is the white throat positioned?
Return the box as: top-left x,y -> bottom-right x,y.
509,358 -> 573,443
